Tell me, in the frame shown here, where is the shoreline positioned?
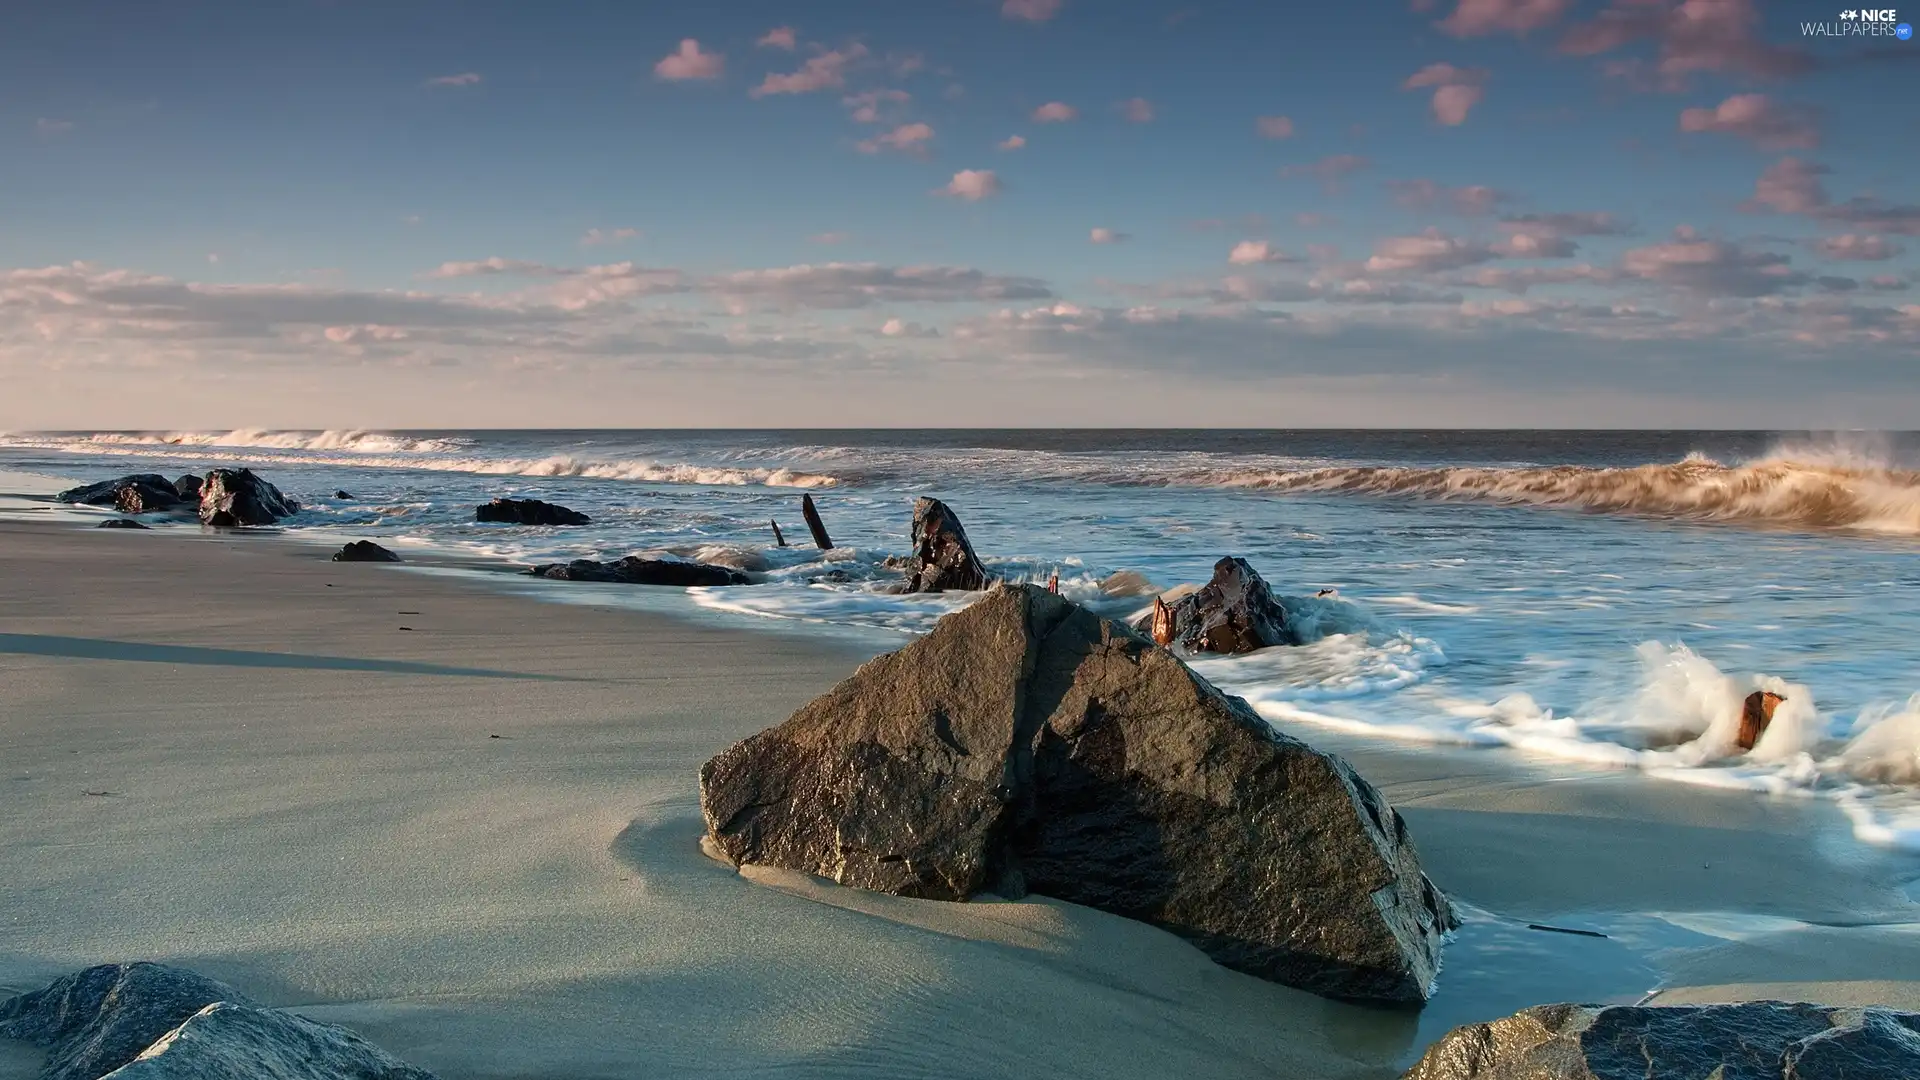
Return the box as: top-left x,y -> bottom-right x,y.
3,495 -> 1920,1076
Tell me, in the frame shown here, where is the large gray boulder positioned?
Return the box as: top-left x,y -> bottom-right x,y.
0,962 -> 243,1080
0,963 -> 436,1080
904,496 -> 991,593
700,583 -> 1454,1003
1403,1000 -> 1920,1080
100,1001 -> 435,1080
197,469 -> 298,527
1134,556 -> 1293,655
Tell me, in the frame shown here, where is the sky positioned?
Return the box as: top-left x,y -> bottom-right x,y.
3,0 -> 1918,429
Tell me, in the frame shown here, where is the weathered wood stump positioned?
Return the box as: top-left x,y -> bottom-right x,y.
1150,595 -> 1175,646
1737,690 -> 1784,751
771,520 -> 788,548
801,494 -> 833,550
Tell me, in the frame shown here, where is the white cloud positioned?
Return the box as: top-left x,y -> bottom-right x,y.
997,134 -> 1027,151
752,44 -> 868,97
940,169 -> 1002,201
843,88 -> 910,124
1032,101 -> 1078,123
1365,231 -> 1498,273
1255,115 -> 1295,139
856,122 -> 934,156
1090,228 -> 1129,245
1003,0 -> 1065,22
1403,63 -> 1488,126
1228,241 -> 1295,265
1679,94 -> 1818,150
654,40 -> 724,81
1119,97 -> 1155,123
424,73 -> 482,88
757,26 -> 798,50
580,228 -> 641,247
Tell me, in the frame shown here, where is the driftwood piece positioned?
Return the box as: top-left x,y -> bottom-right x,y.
1150,596 -> 1175,646
771,520 -> 788,548
802,494 -> 833,550
1737,690 -> 1784,751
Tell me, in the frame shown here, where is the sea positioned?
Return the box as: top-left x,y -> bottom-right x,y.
5,428 -> 1919,855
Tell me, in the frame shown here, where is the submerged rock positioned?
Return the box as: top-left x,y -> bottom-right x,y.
1403,1000 -> 1920,1080
172,475 -> 202,501
55,476 -> 183,514
332,540 -> 400,563
904,497 -> 992,593
527,556 -> 748,587
334,490 -> 355,500
475,498 -> 590,526
0,963 -> 437,1080
1738,690 -> 1786,751
1132,556 -> 1292,655
97,519 -> 150,530
197,469 -> 298,527
0,962 -> 245,1080
701,583 -> 1453,1003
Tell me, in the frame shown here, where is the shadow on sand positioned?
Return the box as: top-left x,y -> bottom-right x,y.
0,633 -> 574,681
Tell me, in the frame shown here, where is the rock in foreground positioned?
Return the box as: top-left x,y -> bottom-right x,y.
1133,556 -> 1293,654
475,498 -> 590,526
527,556 -> 748,587
0,962 -> 437,1080
332,540 -> 400,563
1403,1000 -> 1920,1080
198,469 -> 299,527
55,476 -> 184,515
904,496 -> 992,593
172,475 -> 202,501
97,519 -> 150,530
701,583 -> 1453,1003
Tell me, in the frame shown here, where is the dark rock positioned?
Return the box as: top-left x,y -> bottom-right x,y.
801,494 -> 833,549
55,475 -> 183,514
1403,1000 -> 1920,1080
334,490 -> 355,500
700,584 -> 1453,1004
96,519 -> 150,530
904,497 -> 992,593
1132,557 -> 1292,655
332,540 -> 400,563
102,1001 -> 438,1080
527,556 -> 748,587
172,475 -> 202,501
197,468 -> 299,527
0,963 -> 438,1080
475,498 -> 590,526
0,962 -> 246,1080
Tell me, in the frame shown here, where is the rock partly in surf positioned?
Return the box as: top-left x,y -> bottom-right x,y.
527,556 -> 748,587
332,540 -> 400,563
198,468 -> 299,527
0,962 -> 437,1080
1402,1000 -> 1920,1080
475,498 -> 590,527
1133,556 -> 1292,655
1738,690 -> 1785,752
172,475 -> 203,501
700,583 -> 1454,1004
55,476 -> 184,515
97,519 -> 150,530
904,496 -> 992,593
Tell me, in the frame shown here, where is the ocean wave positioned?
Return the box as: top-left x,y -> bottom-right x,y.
0,432 -> 840,489
1181,453 -> 1920,534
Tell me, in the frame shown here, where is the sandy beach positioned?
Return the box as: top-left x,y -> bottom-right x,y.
3,513 -> 1918,1079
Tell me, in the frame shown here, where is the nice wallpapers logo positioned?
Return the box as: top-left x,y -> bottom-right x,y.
1803,8 -> 1914,37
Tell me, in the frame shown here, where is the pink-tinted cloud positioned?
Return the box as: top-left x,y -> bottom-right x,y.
1815,235 -> 1903,262
654,40 -> 724,81
425,72 -> 482,88
580,228 -> 641,247
34,118 -> 73,134
843,89 -> 910,124
856,122 -> 935,156
1678,94 -> 1818,150
1498,211 -> 1633,237
940,169 -> 1002,201
1228,241 -> 1296,265
1437,0 -> 1573,36
1619,234 -> 1806,296
757,26 -> 798,50
1003,0 -> 1064,22
998,134 -> 1027,151
1119,97 -> 1155,123
1403,63 -> 1488,126
1366,230 -> 1498,273
1032,101 -> 1078,122
752,44 -> 868,97
1090,228 -> 1130,244
811,232 -> 851,245
1559,0 -> 1812,88
1255,115 -> 1295,139
1279,154 -> 1372,192
1744,157 -> 1829,214
1492,231 -> 1579,258
1388,179 -> 1515,215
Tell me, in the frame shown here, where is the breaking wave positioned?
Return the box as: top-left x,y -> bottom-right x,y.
1196,452 -> 1920,534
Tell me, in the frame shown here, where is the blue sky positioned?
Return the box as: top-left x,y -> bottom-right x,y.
3,0 -> 1917,428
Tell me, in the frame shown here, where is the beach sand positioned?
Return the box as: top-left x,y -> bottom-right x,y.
2,516 -> 1917,1079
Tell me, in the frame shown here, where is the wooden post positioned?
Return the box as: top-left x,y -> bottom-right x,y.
1151,596 -> 1175,646
1737,690 -> 1784,751
801,494 -> 833,550
771,520 -> 788,548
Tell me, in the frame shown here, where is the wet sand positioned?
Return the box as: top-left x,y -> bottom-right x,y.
1,513 -> 1916,1079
